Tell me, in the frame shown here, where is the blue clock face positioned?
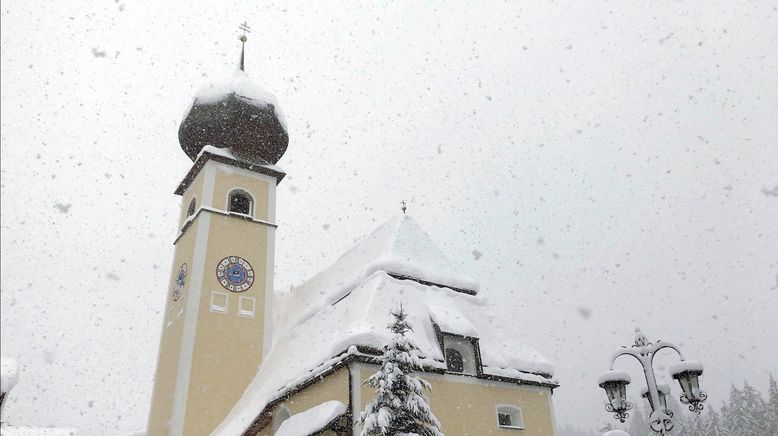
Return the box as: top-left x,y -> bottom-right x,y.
216,256 -> 254,292
172,263 -> 187,301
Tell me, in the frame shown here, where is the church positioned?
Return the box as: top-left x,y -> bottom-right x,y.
146,34 -> 559,436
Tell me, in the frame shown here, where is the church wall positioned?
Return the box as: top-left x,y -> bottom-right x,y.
258,366 -> 350,436
147,217 -> 198,435
182,214 -> 271,435
355,363 -> 555,436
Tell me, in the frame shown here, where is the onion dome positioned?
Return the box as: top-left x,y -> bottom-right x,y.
178,35 -> 288,165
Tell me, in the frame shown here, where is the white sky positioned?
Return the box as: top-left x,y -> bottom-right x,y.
1,1 -> 777,435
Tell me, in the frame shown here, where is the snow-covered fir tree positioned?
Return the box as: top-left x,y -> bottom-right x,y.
767,375 -> 778,436
359,307 -> 443,436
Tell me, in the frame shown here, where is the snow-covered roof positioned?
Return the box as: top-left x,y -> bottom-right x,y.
1,357 -> 18,393
187,69 -> 287,133
275,401 -> 347,436
276,214 -> 479,331
213,215 -> 555,435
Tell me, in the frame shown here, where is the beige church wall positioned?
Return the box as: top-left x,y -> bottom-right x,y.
357,365 -> 555,436
259,367 -> 350,435
212,165 -> 271,221
178,168 -> 206,228
147,222 -> 197,435
181,214 -> 271,436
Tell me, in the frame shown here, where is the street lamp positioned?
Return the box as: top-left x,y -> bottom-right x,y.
598,328 -> 707,434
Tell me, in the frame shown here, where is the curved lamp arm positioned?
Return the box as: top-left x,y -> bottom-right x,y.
609,347 -> 643,370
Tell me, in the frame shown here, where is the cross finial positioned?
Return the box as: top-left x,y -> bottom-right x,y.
238,21 -> 252,71
401,200 -> 407,214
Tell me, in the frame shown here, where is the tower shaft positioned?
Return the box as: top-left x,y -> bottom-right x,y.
147,153 -> 283,436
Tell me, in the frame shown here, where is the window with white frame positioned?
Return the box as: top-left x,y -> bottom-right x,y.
210,291 -> 228,313
496,405 -> 524,429
238,296 -> 256,318
228,189 -> 253,216
442,334 -> 478,375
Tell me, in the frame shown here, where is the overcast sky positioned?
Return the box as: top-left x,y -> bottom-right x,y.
1,1 -> 777,435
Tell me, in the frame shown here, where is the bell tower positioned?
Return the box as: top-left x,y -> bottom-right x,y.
147,29 -> 288,436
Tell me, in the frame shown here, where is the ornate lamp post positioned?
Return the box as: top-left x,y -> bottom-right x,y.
598,328 -> 707,434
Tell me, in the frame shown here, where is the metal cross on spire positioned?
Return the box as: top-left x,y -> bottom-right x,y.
238,21 -> 252,71
401,200 -> 407,214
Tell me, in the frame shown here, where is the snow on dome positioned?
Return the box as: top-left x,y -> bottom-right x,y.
179,69 -> 288,165
275,401 -> 347,436
191,69 -> 287,132
598,369 -> 631,386
669,360 -> 703,376
1,357 -> 18,393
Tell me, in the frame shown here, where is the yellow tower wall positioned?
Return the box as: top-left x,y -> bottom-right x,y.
146,224 -> 196,435
148,157 -> 280,436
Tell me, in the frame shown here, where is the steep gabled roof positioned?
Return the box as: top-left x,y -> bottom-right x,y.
276,215 -> 479,332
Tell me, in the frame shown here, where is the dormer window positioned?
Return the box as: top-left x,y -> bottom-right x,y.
187,197 -> 197,217
441,334 -> 481,375
228,189 -> 253,216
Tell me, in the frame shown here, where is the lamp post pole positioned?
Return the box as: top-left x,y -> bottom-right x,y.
598,328 -> 707,435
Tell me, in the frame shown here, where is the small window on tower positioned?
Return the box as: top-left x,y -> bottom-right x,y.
187,197 -> 197,217
210,292 -> 228,313
228,189 -> 253,216
238,296 -> 256,318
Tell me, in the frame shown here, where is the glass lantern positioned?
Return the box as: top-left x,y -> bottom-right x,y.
670,360 -> 707,413
598,370 -> 633,422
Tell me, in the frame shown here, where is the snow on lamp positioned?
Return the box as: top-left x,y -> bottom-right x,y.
670,360 -> 706,413
598,370 -> 633,422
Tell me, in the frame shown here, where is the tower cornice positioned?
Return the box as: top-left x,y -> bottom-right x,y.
175,149 -> 286,196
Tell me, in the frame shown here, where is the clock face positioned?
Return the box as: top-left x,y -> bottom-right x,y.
172,263 -> 187,302
216,256 -> 255,292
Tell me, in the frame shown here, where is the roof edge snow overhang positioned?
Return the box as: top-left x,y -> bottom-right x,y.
386,272 -> 477,296
239,347 -> 557,435
174,150 -> 286,195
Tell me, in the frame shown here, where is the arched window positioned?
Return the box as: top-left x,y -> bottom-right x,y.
496,405 -> 524,429
228,189 -> 253,216
273,404 -> 290,433
187,197 -> 197,217
445,348 -> 464,373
